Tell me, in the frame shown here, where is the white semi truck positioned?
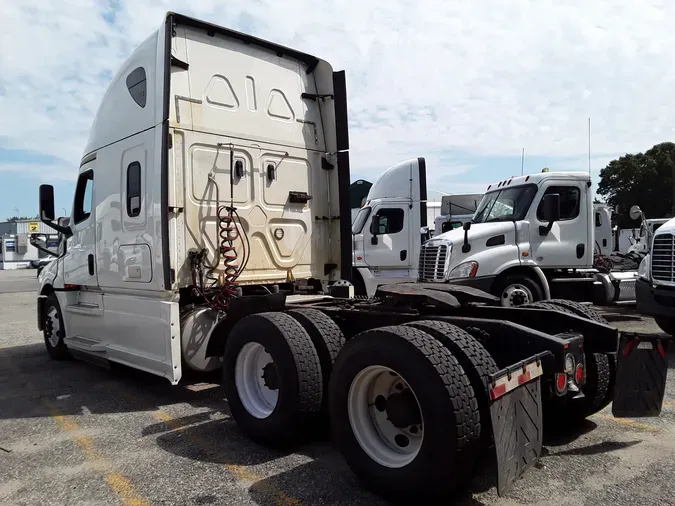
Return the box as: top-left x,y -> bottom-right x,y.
418,171 -> 641,306
35,12 -> 667,503
636,215 -> 675,335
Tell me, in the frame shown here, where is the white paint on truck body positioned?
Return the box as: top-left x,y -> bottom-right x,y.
38,13 -> 341,383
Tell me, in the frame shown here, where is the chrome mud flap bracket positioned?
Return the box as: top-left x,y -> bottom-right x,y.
612,333 -> 669,417
488,352 -> 549,496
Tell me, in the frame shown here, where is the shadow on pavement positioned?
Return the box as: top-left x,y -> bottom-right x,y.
545,440 -> 642,458
0,342 -> 228,420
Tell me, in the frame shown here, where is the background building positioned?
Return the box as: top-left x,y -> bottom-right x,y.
0,220 -> 58,269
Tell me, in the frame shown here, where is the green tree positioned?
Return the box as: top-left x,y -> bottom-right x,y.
597,142 -> 675,227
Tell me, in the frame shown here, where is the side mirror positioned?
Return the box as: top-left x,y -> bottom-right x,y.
541,193 -> 561,223
539,193 -> 560,236
369,215 -> 381,245
462,221 -> 471,253
39,184 -> 55,221
370,215 -> 381,236
39,184 -> 72,238
629,205 -> 642,221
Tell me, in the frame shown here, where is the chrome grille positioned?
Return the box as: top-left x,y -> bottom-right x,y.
418,243 -> 448,281
652,234 -> 675,282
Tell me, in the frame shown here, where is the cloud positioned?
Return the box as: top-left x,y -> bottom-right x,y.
2,0 -> 675,192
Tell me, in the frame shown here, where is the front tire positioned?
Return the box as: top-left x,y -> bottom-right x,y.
493,273 -> 543,307
329,325 -> 480,503
43,293 -> 71,360
223,312 -> 322,448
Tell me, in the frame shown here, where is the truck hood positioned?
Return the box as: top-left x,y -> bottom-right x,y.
653,216 -> 675,236
430,221 -> 515,246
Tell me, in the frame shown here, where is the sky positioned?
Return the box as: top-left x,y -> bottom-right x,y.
1,0 -> 675,219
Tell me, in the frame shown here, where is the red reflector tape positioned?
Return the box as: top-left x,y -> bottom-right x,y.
658,342 -> 666,358
518,371 -> 531,385
490,360 -> 543,400
489,383 -> 507,400
623,339 -> 638,356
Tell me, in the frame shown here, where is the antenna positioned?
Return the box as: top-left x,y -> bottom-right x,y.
588,117 -> 591,175
521,148 -> 525,176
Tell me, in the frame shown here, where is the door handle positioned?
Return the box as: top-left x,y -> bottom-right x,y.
88,254 -> 95,275
400,250 -> 407,261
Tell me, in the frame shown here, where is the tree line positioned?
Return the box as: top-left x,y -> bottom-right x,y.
598,142 -> 675,228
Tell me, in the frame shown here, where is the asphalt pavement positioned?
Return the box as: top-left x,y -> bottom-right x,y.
1,273 -> 675,506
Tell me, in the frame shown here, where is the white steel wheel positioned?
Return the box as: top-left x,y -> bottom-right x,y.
348,365 -> 424,468
234,342 -> 279,419
501,284 -> 534,307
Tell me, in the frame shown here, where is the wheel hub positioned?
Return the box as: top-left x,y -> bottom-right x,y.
348,365 -> 424,468
262,362 -> 278,390
385,390 -> 422,428
234,342 -> 279,419
45,307 -> 61,347
502,284 -> 533,307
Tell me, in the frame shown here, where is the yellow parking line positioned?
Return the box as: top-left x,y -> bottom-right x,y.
664,401 -> 675,408
5,353 -> 151,506
593,413 -> 660,432
51,411 -> 150,506
150,409 -> 303,506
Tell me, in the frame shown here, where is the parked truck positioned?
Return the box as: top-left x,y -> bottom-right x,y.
417,171 -> 642,306
36,12 -> 668,503
636,214 -> 675,335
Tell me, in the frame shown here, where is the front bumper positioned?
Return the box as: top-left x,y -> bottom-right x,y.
448,275 -> 496,294
636,278 -> 675,318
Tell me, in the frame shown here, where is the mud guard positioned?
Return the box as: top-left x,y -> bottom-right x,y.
488,352 -> 549,496
612,333 -> 669,418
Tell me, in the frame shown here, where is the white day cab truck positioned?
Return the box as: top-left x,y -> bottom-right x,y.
636,214 -> 675,336
36,12 -> 668,503
352,160 -> 637,305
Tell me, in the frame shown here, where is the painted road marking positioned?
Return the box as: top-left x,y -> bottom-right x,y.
593,413 -> 660,432
51,412 -> 149,506
5,354 -> 150,506
150,409 -> 303,506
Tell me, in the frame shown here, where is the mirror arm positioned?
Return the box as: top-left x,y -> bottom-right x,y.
29,236 -> 59,258
539,221 -> 554,236
40,213 -> 72,238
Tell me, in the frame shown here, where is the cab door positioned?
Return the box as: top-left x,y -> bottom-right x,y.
363,201 -> 413,277
529,181 -> 590,268
64,168 -> 98,287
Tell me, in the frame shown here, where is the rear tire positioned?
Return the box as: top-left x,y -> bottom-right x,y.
286,308 -> 344,416
493,273 -> 543,307
223,312 -> 322,448
523,301 -> 612,420
43,293 -> 71,361
543,299 -> 615,412
405,320 -> 497,447
655,316 -> 675,337
329,325 -> 480,503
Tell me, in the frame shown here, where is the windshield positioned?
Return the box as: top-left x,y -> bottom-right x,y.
472,185 -> 538,224
352,207 -> 372,234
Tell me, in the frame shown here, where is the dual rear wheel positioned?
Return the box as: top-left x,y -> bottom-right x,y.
224,313 -> 494,501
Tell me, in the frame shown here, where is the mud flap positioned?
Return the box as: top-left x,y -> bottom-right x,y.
488,352 -> 548,496
612,333 -> 669,418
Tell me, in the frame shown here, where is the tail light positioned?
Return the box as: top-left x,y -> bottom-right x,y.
554,372 -> 568,395
575,363 -> 585,385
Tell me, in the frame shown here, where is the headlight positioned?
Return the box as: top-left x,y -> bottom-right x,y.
638,254 -> 650,280
448,261 -> 478,279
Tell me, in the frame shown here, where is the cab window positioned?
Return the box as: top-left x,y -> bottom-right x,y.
537,186 -> 580,221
